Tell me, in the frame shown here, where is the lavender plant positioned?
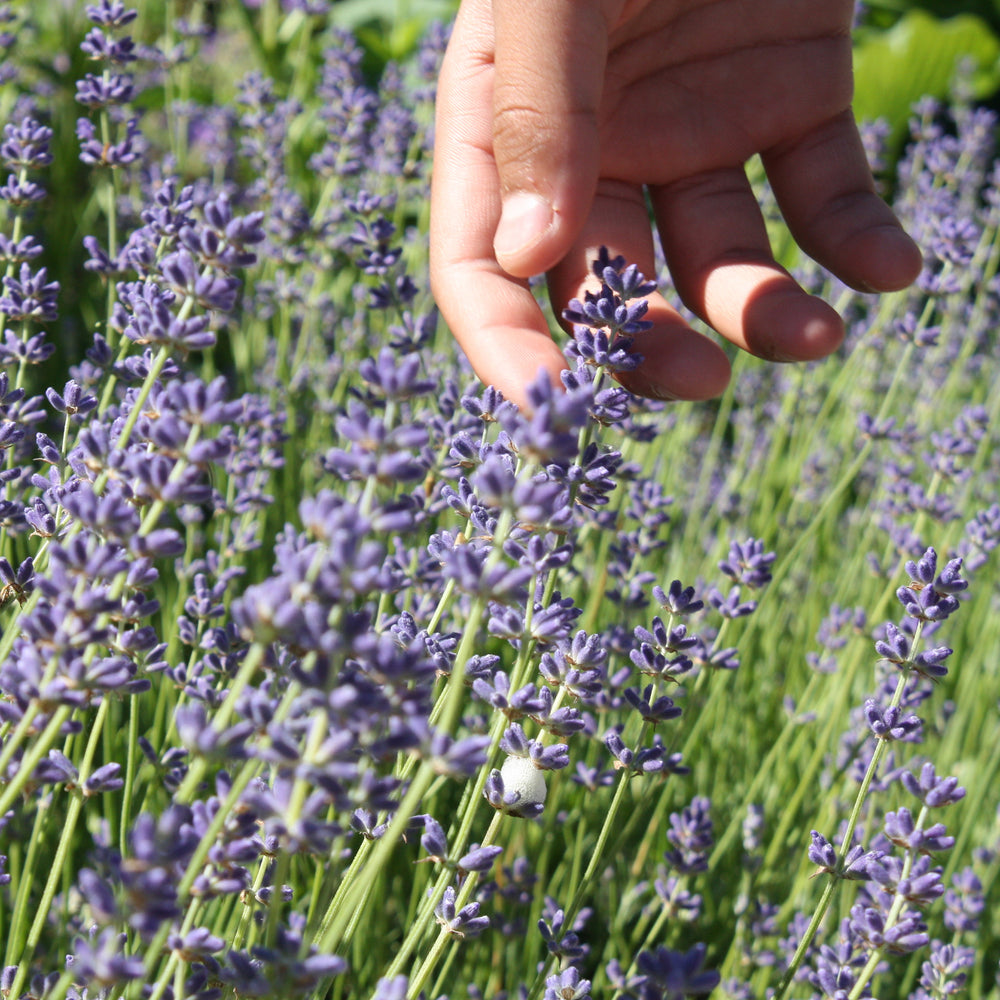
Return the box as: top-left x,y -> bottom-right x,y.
0,4 -> 997,1000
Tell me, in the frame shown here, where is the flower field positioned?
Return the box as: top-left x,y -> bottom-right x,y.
0,3 -> 998,999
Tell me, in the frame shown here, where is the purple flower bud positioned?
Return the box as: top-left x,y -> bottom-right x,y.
874,622 -> 911,664
808,832 -> 884,881
84,763 -> 124,795
944,867 -> 984,933
652,579 -> 704,615
707,585 -> 757,619
419,815 -> 448,859
635,943 -> 720,996
900,762 -> 966,807
544,966 -> 592,1000
456,843 -> 503,874
65,928 -> 145,984
85,1 -> 139,29
166,927 -> 225,959
1,118 -> 53,169
884,807 -> 954,854
718,537 -> 775,589
849,902 -> 929,954
623,685 -> 683,725
434,885 -> 489,938
75,71 -> 135,109
863,699 -> 922,741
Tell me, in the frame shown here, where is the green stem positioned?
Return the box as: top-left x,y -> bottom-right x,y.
404,810 -> 505,999
0,704 -> 74,817
528,764 -> 637,999
846,807 -> 930,1000
771,644 -> 919,999
5,697 -> 110,998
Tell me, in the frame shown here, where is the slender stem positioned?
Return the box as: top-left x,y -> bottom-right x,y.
404,810 -> 505,999
527,764 -> 636,999
5,697 -> 110,999
0,704 -> 73,817
771,640 -> 920,999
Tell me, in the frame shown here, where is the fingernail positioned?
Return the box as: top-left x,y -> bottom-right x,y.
494,193 -> 554,262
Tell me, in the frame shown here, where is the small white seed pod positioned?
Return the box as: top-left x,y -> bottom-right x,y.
500,755 -> 547,814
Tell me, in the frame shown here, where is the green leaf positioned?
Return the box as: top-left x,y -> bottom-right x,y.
329,0 -> 457,37
853,10 -> 1000,137
329,0 -> 456,74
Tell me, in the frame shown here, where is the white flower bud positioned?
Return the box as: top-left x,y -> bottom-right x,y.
500,755 -> 547,811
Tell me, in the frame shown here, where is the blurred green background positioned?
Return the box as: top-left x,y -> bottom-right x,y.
329,0 -> 1000,153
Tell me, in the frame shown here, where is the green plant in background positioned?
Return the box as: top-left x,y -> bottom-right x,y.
854,6 -> 1000,148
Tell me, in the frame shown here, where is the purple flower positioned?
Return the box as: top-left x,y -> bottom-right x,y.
160,249 -> 241,312
372,977 -> 409,1000
85,1 -> 139,29
416,815 -> 502,875
623,685 -> 682,725
440,544 -> 533,605
65,929 -> 145,985
900,762 -> 966,808
603,729 -> 666,775
76,116 -> 141,167
0,172 -> 45,205
0,554 -> 32,605
863,699 -> 922,741
943,867 -> 984,933
166,926 -> 226,960
593,249 -> 657,299
849,901 -> 929,955
916,941 -> 974,997
502,370 -> 590,466
652,579 -> 704,615
563,251 -> 655,342
808,832 -> 885,881
358,346 -> 435,401
883,808 -> 954,854
635,942 -> 720,997
874,622 -> 912,666
434,885 -> 489,938
663,796 -> 713,875
75,71 -> 135,109
77,868 -> 119,923
1,119 -> 53,169
80,25 -> 137,64
718,537 -> 775,589
498,723 -> 568,770
877,853 -> 946,906
565,326 -> 642,371
544,966 -> 591,1000
0,263 -> 58,323
538,900 -> 590,962
707,585 -> 757,619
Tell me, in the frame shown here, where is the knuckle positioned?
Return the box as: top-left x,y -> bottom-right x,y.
491,101 -> 561,164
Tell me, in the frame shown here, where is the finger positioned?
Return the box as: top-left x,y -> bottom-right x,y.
762,109 -> 923,292
430,1 -> 567,408
490,0 -> 608,277
547,179 -> 731,400
649,166 -> 846,363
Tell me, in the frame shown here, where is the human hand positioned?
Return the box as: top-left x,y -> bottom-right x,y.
429,0 -> 923,408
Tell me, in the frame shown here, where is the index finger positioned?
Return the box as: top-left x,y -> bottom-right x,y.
429,1 -> 567,407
